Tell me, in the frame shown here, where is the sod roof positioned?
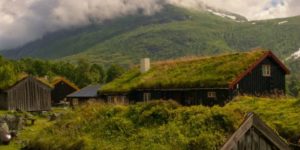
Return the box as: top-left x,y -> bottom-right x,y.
0,74 -> 53,90
101,50 -> 288,93
51,76 -> 79,91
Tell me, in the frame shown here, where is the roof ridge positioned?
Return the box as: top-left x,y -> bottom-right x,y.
153,50 -> 268,66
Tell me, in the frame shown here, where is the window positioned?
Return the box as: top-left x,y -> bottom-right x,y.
108,96 -> 127,104
72,99 -> 79,106
207,92 -> 216,98
262,65 -> 271,77
107,96 -> 112,103
143,93 -> 151,102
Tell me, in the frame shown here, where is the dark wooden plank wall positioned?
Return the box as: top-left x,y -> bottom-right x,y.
231,128 -> 280,150
52,81 -> 77,104
67,97 -> 104,106
0,93 -> 8,109
6,77 -> 51,111
128,89 -> 231,106
238,58 -> 286,96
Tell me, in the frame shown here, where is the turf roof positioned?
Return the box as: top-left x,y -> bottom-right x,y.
0,74 -> 53,90
101,50 -> 268,93
51,76 -> 79,91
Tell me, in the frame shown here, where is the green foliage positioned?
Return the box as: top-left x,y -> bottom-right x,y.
0,61 -> 18,89
106,64 -> 125,83
286,74 -> 300,97
0,57 -> 125,89
101,50 -> 265,93
23,97 -> 300,150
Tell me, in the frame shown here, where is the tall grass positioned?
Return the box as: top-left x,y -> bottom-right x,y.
24,96 -> 300,150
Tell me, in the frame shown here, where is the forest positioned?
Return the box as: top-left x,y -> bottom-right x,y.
0,55 -> 125,88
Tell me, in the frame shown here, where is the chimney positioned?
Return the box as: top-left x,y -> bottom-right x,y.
140,58 -> 150,73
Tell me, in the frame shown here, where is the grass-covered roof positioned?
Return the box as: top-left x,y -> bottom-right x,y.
0,74 -> 53,90
51,76 -> 79,90
101,50 -> 267,93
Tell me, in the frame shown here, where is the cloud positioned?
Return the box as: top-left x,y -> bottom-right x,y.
0,0 -> 165,50
0,0 -> 299,50
199,0 -> 300,20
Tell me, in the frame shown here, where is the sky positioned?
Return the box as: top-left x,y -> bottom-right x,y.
0,0 -> 300,50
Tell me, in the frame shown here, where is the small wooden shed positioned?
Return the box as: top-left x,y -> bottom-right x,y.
221,113 -> 290,150
51,77 -> 79,105
67,84 -> 102,106
0,76 -> 52,111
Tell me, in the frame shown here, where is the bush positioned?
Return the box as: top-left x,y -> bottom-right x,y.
23,97 -> 300,150
103,117 -> 135,137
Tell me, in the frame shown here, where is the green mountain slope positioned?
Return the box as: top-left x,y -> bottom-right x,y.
1,5 -> 300,67
2,5 -> 217,60
63,8 -> 300,65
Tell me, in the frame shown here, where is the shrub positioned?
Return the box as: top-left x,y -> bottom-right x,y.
103,117 -> 135,138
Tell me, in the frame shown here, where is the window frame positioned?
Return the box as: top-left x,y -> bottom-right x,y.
207,92 -> 216,98
262,64 -> 271,77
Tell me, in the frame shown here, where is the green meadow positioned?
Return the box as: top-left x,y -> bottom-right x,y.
12,96 -> 299,150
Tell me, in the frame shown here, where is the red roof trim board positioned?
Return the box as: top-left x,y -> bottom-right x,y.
229,51 -> 290,89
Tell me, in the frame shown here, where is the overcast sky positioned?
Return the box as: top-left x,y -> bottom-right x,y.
0,0 -> 300,50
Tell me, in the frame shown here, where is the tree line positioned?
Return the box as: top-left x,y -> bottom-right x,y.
0,56 -> 125,88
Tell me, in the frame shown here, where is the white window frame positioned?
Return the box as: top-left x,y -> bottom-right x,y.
262,65 -> 271,77
143,93 -> 151,102
207,92 -> 216,98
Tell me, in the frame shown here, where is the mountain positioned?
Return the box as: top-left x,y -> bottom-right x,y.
1,5 -> 300,67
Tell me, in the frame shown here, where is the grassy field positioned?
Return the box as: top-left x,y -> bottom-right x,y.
22,96 -> 300,150
0,118 -> 52,150
0,107 -> 69,150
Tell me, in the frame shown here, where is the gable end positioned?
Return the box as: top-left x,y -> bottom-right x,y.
229,51 -> 290,89
221,113 -> 290,150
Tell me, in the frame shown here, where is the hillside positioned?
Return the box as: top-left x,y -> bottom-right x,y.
1,5 -> 299,66
23,97 -> 300,150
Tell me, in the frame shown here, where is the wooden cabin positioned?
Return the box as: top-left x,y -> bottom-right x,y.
100,50 -> 290,106
51,77 -> 79,105
0,76 -> 52,111
221,113 -> 290,150
67,84 -> 102,106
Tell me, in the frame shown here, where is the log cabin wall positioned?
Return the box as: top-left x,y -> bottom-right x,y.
5,77 -> 51,111
237,57 -> 286,96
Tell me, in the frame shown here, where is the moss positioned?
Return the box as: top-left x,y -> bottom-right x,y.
101,50 -> 266,93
